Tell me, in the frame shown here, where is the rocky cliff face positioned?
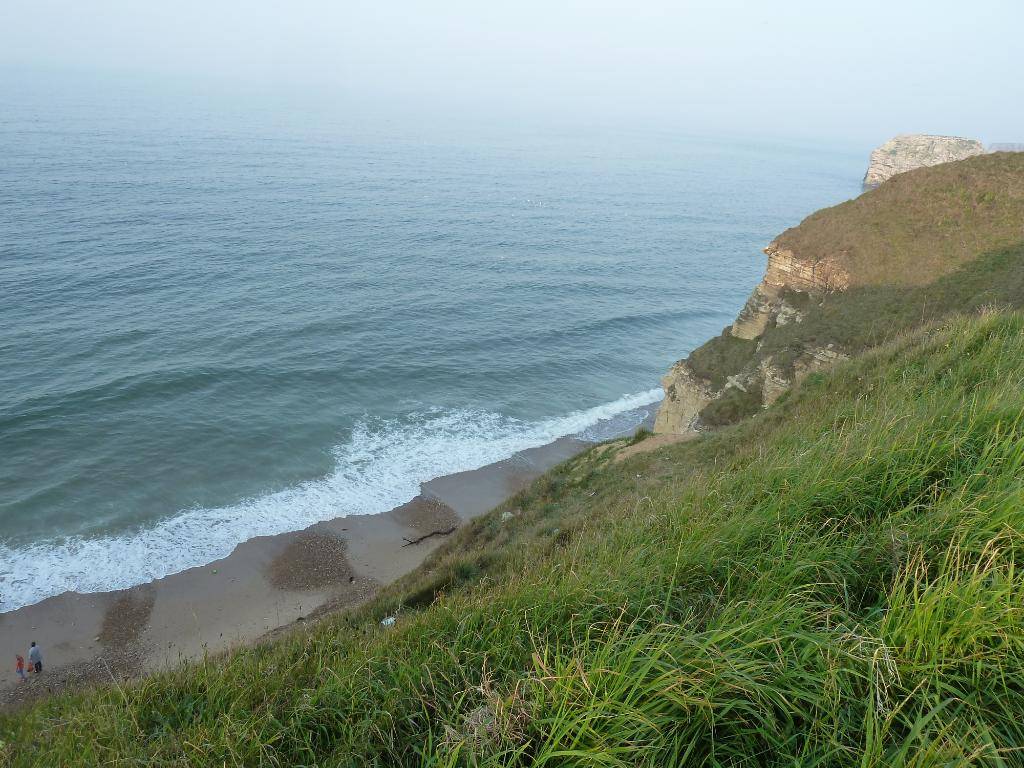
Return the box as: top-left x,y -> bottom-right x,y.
863,134 -> 985,188
654,151 -> 1024,437
729,242 -> 850,340
652,362 -> 713,433
654,241 -> 850,434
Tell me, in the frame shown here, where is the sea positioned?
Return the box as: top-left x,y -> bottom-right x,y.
0,94 -> 864,611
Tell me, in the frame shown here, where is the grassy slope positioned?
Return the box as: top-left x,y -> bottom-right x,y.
6,311 -> 1024,766
696,241 -> 1024,426
700,241 -> 1024,428
687,150 -> 1024,428
775,151 -> 1024,287
762,242 -> 1024,368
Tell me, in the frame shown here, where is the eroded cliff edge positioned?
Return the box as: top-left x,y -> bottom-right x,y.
655,151 -> 1024,435
654,242 -> 849,434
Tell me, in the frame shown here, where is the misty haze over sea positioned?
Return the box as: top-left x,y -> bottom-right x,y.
0,97 -> 862,611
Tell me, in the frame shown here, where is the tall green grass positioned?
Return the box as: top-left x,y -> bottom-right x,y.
6,313 -> 1024,766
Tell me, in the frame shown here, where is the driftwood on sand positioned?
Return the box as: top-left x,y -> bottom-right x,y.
401,526 -> 458,547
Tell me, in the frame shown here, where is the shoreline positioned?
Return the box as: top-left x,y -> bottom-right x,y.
0,415 -> 650,709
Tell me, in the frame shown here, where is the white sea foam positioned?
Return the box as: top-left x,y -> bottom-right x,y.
0,389 -> 662,612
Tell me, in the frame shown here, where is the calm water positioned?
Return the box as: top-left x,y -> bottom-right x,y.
0,100 -> 863,610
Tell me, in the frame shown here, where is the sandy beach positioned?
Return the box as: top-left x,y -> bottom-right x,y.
0,435 -> 590,710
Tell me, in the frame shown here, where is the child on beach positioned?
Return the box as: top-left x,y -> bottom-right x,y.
15,654 -> 26,683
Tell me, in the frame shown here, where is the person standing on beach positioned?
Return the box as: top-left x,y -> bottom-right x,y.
15,655 -> 26,683
28,642 -> 42,673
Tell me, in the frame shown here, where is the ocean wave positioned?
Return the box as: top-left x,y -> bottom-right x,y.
0,388 -> 662,612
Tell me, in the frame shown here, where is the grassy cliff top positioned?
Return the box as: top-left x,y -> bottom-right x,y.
6,311 -> 1024,765
677,152 -> 1024,428
775,151 -> 1024,287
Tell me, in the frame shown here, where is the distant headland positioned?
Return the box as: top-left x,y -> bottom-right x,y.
862,133 -> 1023,188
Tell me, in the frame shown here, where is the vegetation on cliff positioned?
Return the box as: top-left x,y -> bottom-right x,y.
6,310 -> 1024,765
784,151 -> 1024,287
658,152 -> 1024,431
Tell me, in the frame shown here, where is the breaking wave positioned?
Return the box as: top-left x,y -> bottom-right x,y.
0,388 -> 662,612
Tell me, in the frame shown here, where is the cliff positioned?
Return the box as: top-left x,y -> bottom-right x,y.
655,151 -> 1024,435
862,134 -> 985,188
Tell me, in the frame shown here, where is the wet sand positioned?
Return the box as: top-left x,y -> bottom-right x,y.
0,434 -> 589,709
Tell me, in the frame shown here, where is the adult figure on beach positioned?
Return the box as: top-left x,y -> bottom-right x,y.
15,654 -> 26,683
28,642 -> 42,673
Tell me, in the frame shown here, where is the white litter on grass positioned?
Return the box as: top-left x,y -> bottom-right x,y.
380,616 -> 396,627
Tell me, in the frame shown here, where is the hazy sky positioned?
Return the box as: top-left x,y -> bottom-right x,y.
3,0 -> 1022,143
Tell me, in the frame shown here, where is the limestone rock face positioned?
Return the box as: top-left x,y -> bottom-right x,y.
731,242 -> 845,340
655,150 -> 1024,436
761,242 -> 851,293
730,284 -> 779,340
653,362 -> 713,434
863,135 -> 985,188
792,346 -> 849,382
656,244 -> 852,434
758,357 -> 790,406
